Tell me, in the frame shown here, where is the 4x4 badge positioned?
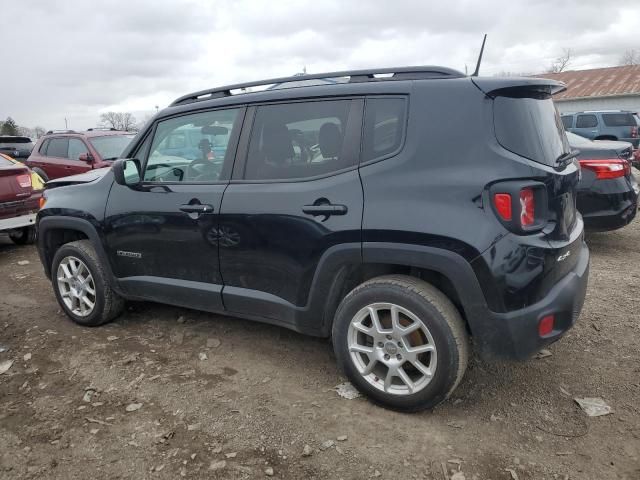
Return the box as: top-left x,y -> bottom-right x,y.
557,251 -> 571,262
117,250 -> 142,259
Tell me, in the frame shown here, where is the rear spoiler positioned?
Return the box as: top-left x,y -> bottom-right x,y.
471,77 -> 566,98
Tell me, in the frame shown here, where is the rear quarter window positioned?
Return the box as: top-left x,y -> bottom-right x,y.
361,97 -> 407,162
602,113 -> 636,127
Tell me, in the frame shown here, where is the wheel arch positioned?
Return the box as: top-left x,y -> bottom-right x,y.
317,242 -> 490,338
37,217 -> 116,286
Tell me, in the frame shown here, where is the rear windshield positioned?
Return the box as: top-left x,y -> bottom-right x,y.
0,137 -> 34,148
494,93 -> 570,167
89,135 -> 135,160
0,136 -> 32,144
602,113 -> 636,127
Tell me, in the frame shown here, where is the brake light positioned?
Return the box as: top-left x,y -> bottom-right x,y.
16,174 -> 31,188
579,159 -> 630,180
519,188 -> 535,226
493,193 -> 512,221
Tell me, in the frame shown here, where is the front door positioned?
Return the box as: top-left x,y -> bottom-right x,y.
104,107 -> 245,312
219,99 -> 364,330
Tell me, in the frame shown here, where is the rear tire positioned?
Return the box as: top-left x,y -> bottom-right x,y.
332,275 -> 469,412
9,226 -> 36,245
51,240 -> 124,326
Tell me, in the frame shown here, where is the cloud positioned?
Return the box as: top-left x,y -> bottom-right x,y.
0,0 -> 638,130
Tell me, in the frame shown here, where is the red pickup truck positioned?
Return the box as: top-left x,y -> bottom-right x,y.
0,153 -> 41,244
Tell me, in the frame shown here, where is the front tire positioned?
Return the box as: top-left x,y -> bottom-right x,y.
51,240 -> 124,326
9,226 -> 36,245
332,275 -> 469,412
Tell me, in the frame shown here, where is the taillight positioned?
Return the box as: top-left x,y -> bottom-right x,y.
579,159 -> 630,180
519,188 -> 535,226
493,193 -> 512,221
490,182 -> 547,233
16,174 -> 31,188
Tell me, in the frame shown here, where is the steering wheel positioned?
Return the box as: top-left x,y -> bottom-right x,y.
186,158 -> 220,181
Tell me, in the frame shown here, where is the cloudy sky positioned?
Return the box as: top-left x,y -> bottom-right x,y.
1,0 -> 639,130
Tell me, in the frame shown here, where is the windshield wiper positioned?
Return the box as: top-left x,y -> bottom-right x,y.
555,149 -> 579,168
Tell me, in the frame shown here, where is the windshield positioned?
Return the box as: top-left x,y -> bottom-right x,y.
89,135 -> 135,160
494,93 -> 570,167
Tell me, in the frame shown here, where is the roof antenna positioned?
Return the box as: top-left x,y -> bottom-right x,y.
471,34 -> 487,77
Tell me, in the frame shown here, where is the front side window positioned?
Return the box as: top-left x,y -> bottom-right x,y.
561,115 -> 573,129
362,97 -> 407,162
144,108 -> 241,183
46,138 -> 69,158
244,100 -> 354,181
576,114 -> 597,128
68,138 -> 88,160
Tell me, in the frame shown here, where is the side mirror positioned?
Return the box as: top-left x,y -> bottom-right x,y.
79,152 -> 95,163
113,158 -> 141,188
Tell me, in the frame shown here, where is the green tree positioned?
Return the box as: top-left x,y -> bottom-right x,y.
1,117 -> 19,135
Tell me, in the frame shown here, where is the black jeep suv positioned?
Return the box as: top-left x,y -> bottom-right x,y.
36,67 -> 589,412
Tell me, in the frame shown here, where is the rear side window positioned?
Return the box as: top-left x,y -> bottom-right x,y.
493,93 -> 570,167
46,138 -> 69,158
362,97 -> 407,162
561,115 -> 573,129
602,113 -> 635,127
244,100 -> 354,181
576,114 -> 597,128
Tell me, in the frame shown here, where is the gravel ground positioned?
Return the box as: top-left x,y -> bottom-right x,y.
0,212 -> 639,479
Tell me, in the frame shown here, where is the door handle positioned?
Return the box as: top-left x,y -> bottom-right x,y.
180,204 -> 214,214
302,202 -> 348,217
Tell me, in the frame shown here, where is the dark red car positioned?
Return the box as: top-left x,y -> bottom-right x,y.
26,129 -> 135,181
0,153 -> 41,244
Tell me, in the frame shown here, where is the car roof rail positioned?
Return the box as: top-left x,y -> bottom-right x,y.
45,129 -> 77,135
170,65 -> 465,106
87,127 -> 118,131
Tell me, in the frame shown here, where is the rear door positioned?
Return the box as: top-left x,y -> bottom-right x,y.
219,99 -> 363,327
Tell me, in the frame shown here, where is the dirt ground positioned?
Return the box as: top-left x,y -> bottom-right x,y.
1,213 -> 639,479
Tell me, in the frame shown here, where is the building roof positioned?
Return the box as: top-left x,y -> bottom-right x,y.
537,65 -> 640,101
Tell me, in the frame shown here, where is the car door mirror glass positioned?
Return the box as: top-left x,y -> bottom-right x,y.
113,158 -> 141,187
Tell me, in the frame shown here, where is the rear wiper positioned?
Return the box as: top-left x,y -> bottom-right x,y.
556,149 -> 579,167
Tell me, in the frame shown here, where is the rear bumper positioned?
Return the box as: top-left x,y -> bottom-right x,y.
0,213 -> 37,232
474,240 -> 589,360
578,179 -> 639,232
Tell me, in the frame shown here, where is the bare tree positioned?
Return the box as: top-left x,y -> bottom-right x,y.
99,111 -> 138,132
547,48 -> 573,73
619,49 -> 639,66
33,126 -> 46,138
